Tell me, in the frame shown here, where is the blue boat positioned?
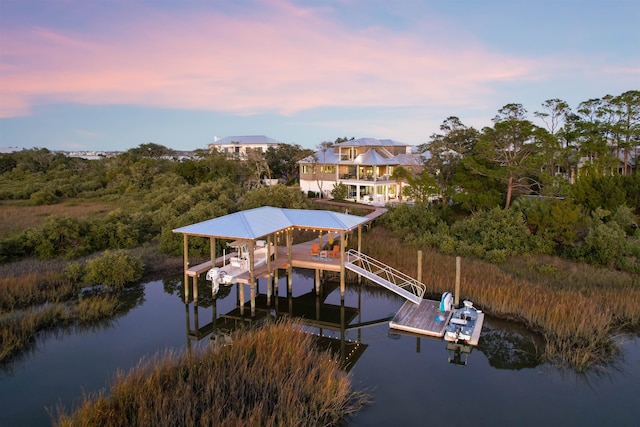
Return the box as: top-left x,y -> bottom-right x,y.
445,300 -> 479,343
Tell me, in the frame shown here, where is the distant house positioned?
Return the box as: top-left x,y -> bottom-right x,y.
298,137 -> 426,204
208,135 -> 281,158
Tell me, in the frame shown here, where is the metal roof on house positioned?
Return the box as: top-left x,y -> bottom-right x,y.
354,149 -> 397,165
172,206 -> 368,240
212,135 -> 281,145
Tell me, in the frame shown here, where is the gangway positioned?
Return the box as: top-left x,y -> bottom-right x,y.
345,249 -> 425,304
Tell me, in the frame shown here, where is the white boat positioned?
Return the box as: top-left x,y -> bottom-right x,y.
206,240 -> 273,292
445,300 -> 480,343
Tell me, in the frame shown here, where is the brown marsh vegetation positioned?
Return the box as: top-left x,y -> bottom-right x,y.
0,200 -> 117,235
53,320 -> 368,427
361,226 -> 640,372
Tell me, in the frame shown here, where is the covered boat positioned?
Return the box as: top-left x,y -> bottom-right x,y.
445,300 -> 479,343
206,240 -> 273,292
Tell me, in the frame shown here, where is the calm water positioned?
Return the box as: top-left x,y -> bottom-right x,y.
1,270 -> 638,426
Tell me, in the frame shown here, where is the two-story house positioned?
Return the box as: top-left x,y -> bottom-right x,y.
298,138 -> 425,204
208,135 -> 281,158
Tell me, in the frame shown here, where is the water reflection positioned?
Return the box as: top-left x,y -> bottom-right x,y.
475,317 -> 544,370
182,274 -> 397,371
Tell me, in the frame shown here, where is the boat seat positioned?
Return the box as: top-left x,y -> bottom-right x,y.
449,318 -> 468,326
230,257 -> 246,268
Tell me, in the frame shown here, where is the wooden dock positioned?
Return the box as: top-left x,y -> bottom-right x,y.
389,299 -> 451,338
389,299 -> 485,346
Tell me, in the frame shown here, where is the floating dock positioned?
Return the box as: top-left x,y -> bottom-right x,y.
389,299 -> 485,346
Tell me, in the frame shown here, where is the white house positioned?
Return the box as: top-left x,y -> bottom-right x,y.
298,138 -> 426,204
208,135 -> 281,158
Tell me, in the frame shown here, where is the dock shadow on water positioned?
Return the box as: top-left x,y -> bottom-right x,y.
0,270 -> 638,426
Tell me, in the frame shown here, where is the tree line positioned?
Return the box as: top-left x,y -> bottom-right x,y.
0,144 -> 313,263
416,90 -> 640,210
1,89 -> 639,271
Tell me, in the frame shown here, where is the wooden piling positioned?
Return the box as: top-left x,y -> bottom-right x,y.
455,256 -> 461,307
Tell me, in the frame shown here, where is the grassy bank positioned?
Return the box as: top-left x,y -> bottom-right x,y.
361,226 -> 640,371
0,245 -> 182,363
53,320 -> 368,426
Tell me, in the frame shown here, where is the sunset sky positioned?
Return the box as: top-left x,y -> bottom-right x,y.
1,0 -> 638,152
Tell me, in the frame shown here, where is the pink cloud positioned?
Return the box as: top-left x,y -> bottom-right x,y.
0,0 -> 540,118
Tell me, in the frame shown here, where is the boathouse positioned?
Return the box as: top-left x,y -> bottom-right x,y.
173,206 -> 372,314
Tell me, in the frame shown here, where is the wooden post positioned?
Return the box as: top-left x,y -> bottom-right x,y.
267,235 -> 272,271
267,274 -> 272,305
340,230 -> 345,298
417,250 -> 422,283
315,268 -> 320,295
250,281 -> 256,317
183,235 -> 189,302
210,237 -> 216,266
249,242 -> 255,316
193,276 -> 198,303
455,256 -> 461,307
357,225 -> 362,284
239,284 -> 245,315
287,228 -> 293,292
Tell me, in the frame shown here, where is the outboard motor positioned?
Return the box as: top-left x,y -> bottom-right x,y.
439,291 -> 453,312
206,268 -> 220,294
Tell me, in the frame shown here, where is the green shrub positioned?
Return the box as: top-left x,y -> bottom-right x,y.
0,233 -> 28,263
29,190 -> 57,205
384,203 -> 443,234
580,222 -> 626,266
239,184 -> 312,209
27,215 -> 91,260
610,205 -> 638,235
331,182 -> 348,200
64,262 -> 85,283
449,207 -> 534,260
83,250 -> 144,290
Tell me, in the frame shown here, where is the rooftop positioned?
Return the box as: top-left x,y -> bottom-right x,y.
172,206 -> 369,240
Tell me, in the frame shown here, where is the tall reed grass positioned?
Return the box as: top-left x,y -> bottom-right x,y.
362,226 -> 640,371
1,296 -> 119,362
53,320 -> 368,426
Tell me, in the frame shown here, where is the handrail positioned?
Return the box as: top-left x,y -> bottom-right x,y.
345,249 -> 426,300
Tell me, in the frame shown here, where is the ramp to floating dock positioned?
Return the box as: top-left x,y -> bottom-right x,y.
345,250 -> 425,304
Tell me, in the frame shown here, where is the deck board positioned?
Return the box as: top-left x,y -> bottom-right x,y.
389,299 -> 451,338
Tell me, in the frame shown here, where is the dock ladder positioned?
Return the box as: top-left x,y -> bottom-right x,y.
345,249 -> 425,304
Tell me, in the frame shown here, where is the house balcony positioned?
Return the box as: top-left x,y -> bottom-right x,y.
339,174 -> 393,182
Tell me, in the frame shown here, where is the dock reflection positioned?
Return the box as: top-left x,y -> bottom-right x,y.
184,281 -> 391,371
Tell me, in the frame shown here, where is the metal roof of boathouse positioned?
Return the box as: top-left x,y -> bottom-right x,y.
173,206 -> 369,240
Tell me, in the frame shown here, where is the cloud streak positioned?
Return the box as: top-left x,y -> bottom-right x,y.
1,0 -> 542,118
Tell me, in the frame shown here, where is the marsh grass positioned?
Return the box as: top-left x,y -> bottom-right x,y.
0,257 -> 80,309
0,200 -> 116,235
362,226 -> 640,371
53,320 -> 368,427
0,295 -> 119,362
0,256 -> 124,363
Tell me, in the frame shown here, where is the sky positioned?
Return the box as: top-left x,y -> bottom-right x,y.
1,0 -> 639,152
